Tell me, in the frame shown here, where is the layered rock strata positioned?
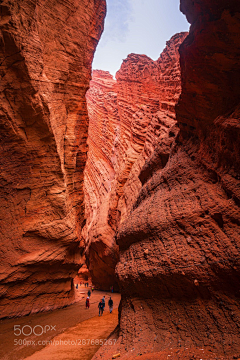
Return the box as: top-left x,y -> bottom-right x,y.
84,33 -> 187,289
0,0 -> 106,318
93,0 -> 240,359
84,70 -> 120,290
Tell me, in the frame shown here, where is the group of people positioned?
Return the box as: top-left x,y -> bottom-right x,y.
76,282 -> 95,291
98,296 -> 114,316
85,294 -> 114,315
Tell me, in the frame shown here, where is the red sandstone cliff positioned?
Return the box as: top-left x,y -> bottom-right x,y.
93,1 -> 240,359
0,0 -> 106,318
84,70 -> 120,289
84,33 -> 187,289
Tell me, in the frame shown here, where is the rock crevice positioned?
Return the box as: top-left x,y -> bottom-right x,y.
84,32 -> 187,290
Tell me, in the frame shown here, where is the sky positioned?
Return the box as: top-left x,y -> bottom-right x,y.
92,0 -> 190,77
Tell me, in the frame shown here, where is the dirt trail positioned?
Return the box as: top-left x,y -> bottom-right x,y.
0,288 -> 120,360
25,309 -> 118,360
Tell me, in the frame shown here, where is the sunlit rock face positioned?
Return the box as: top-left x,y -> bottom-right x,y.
84,70 -> 120,290
0,0 -> 106,318
93,0 -> 240,359
84,33 -> 187,290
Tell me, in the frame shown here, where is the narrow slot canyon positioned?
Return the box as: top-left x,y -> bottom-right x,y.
0,1 -> 240,360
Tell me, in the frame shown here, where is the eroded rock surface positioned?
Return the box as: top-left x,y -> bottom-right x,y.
84,70 -> 120,290
74,263 -> 92,285
84,33 -> 187,290
93,0 -> 240,359
0,0 -> 106,318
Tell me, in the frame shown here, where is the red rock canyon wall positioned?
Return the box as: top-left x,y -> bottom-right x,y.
93,0 -> 240,359
0,0 -> 106,318
84,70 -> 120,289
84,33 -> 187,289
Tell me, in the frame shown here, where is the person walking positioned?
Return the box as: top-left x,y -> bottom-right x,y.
108,297 -> 113,313
86,296 -> 90,309
98,299 -> 104,316
88,289 -> 91,297
102,296 -> 105,311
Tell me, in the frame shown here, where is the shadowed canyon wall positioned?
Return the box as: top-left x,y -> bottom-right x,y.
84,33 -> 187,290
93,0 -> 240,359
0,0 -> 106,318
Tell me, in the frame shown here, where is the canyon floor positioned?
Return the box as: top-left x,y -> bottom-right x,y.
0,288 -> 120,360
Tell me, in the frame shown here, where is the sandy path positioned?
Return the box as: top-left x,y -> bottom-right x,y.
25,309 -> 118,360
0,288 -> 120,360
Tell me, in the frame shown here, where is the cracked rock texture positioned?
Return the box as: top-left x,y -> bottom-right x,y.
93,0 -> 240,359
0,0 -> 106,318
84,33 -> 187,289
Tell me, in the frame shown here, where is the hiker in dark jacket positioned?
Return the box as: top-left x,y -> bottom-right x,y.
102,295 -> 105,310
98,300 -> 104,316
108,297 -> 113,313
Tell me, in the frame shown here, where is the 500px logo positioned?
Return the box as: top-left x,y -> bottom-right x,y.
14,339 -> 36,346
14,325 -> 56,337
